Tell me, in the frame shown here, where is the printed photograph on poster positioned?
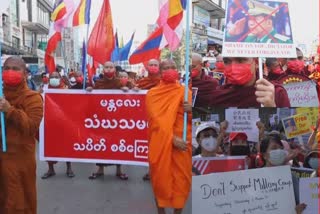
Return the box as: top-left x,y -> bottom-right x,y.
281,114 -> 312,139
222,0 -> 296,58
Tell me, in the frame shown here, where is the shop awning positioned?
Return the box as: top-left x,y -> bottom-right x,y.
192,0 -> 225,19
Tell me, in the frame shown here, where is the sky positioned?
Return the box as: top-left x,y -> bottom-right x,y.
77,0 -> 319,54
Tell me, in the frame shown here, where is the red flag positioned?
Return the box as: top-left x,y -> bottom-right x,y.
87,0 -> 114,64
192,156 -> 247,175
86,63 -> 96,86
45,23 -> 62,73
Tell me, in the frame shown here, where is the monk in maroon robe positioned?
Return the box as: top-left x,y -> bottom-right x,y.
191,53 -> 218,107
211,57 -> 290,107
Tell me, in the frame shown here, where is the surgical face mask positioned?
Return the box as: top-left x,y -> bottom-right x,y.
308,158 -> 318,170
201,136 -> 218,152
269,149 -> 287,166
27,75 -> 32,80
49,78 -> 61,87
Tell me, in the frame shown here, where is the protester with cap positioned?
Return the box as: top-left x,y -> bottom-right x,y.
194,121 -> 227,157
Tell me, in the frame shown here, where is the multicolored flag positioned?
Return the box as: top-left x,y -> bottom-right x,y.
72,0 -> 91,26
129,28 -> 163,64
87,0 -> 114,64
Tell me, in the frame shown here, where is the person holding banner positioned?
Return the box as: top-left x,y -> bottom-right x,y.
41,71 -> 75,179
0,56 -> 43,214
136,59 -> 161,90
87,62 -> 130,180
194,121 -> 226,158
259,135 -> 308,213
146,59 -> 192,214
211,57 -> 290,107
135,59 -> 161,181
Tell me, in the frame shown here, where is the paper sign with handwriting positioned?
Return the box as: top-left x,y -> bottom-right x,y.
283,81 -> 319,107
226,109 -> 259,142
299,178 -> 319,214
192,165 -> 296,214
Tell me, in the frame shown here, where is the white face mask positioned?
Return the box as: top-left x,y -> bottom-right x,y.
201,136 -> 218,152
27,75 -> 32,80
269,149 -> 287,166
69,77 -> 77,86
49,78 -> 60,87
308,158 -> 318,170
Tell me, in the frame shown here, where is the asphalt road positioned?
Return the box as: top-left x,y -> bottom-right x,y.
36,156 -> 192,214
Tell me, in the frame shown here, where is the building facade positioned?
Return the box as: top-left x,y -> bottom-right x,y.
192,0 -> 226,55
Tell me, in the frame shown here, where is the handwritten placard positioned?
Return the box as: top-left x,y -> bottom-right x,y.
283,81 -> 319,107
192,165 -> 296,214
299,178 -> 319,214
226,109 -> 259,142
282,114 -> 312,139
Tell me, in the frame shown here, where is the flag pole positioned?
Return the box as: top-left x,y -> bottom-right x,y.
83,20 -> 90,89
0,42 -> 7,152
183,0 -> 190,142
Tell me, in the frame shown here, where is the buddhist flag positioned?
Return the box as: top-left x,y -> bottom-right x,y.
51,0 -> 67,22
73,0 -> 91,26
87,0 -> 114,64
157,0 -> 185,51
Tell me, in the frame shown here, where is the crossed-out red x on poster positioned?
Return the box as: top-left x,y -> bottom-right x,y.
231,0 -> 287,43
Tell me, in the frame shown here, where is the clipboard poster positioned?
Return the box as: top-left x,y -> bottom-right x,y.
222,0 -> 296,58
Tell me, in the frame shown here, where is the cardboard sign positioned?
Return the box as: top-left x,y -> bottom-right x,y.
283,81 -> 319,107
40,89 -> 149,166
299,178 -> 319,214
192,87 -> 198,107
282,114 -> 312,139
222,0 -> 296,58
192,156 -> 247,175
192,165 -> 296,214
225,109 -> 260,142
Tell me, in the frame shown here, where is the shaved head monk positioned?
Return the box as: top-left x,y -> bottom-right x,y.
136,59 -> 161,90
191,53 -> 218,107
146,59 -> 192,214
136,59 -> 161,181
211,57 -> 290,107
87,61 -> 131,180
0,56 -> 43,214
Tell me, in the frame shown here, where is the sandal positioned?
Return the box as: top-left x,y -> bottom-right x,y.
116,173 -> 129,180
142,173 -> 150,181
66,171 -> 75,178
88,173 -> 104,180
41,172 -> 56,179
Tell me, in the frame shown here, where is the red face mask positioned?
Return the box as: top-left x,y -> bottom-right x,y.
104,71 -> 115,78
3,70 -> 23,87
271,66 -> 284,75
76,76 -> 84,83
148,66 -> 159,74
224,63 -> 253,85
42,76 -> 49,84
191,69 -> 200,78
215,62 -> 225,70
120,77 -> 128,86
162,69 -> 179,83
287,60 -> 305,73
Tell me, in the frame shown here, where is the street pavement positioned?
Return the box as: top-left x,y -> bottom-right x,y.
36,154 -> 192,214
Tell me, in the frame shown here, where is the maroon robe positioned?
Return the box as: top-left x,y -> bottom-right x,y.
211,82 -> 290,107
192,74 -> 218,107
